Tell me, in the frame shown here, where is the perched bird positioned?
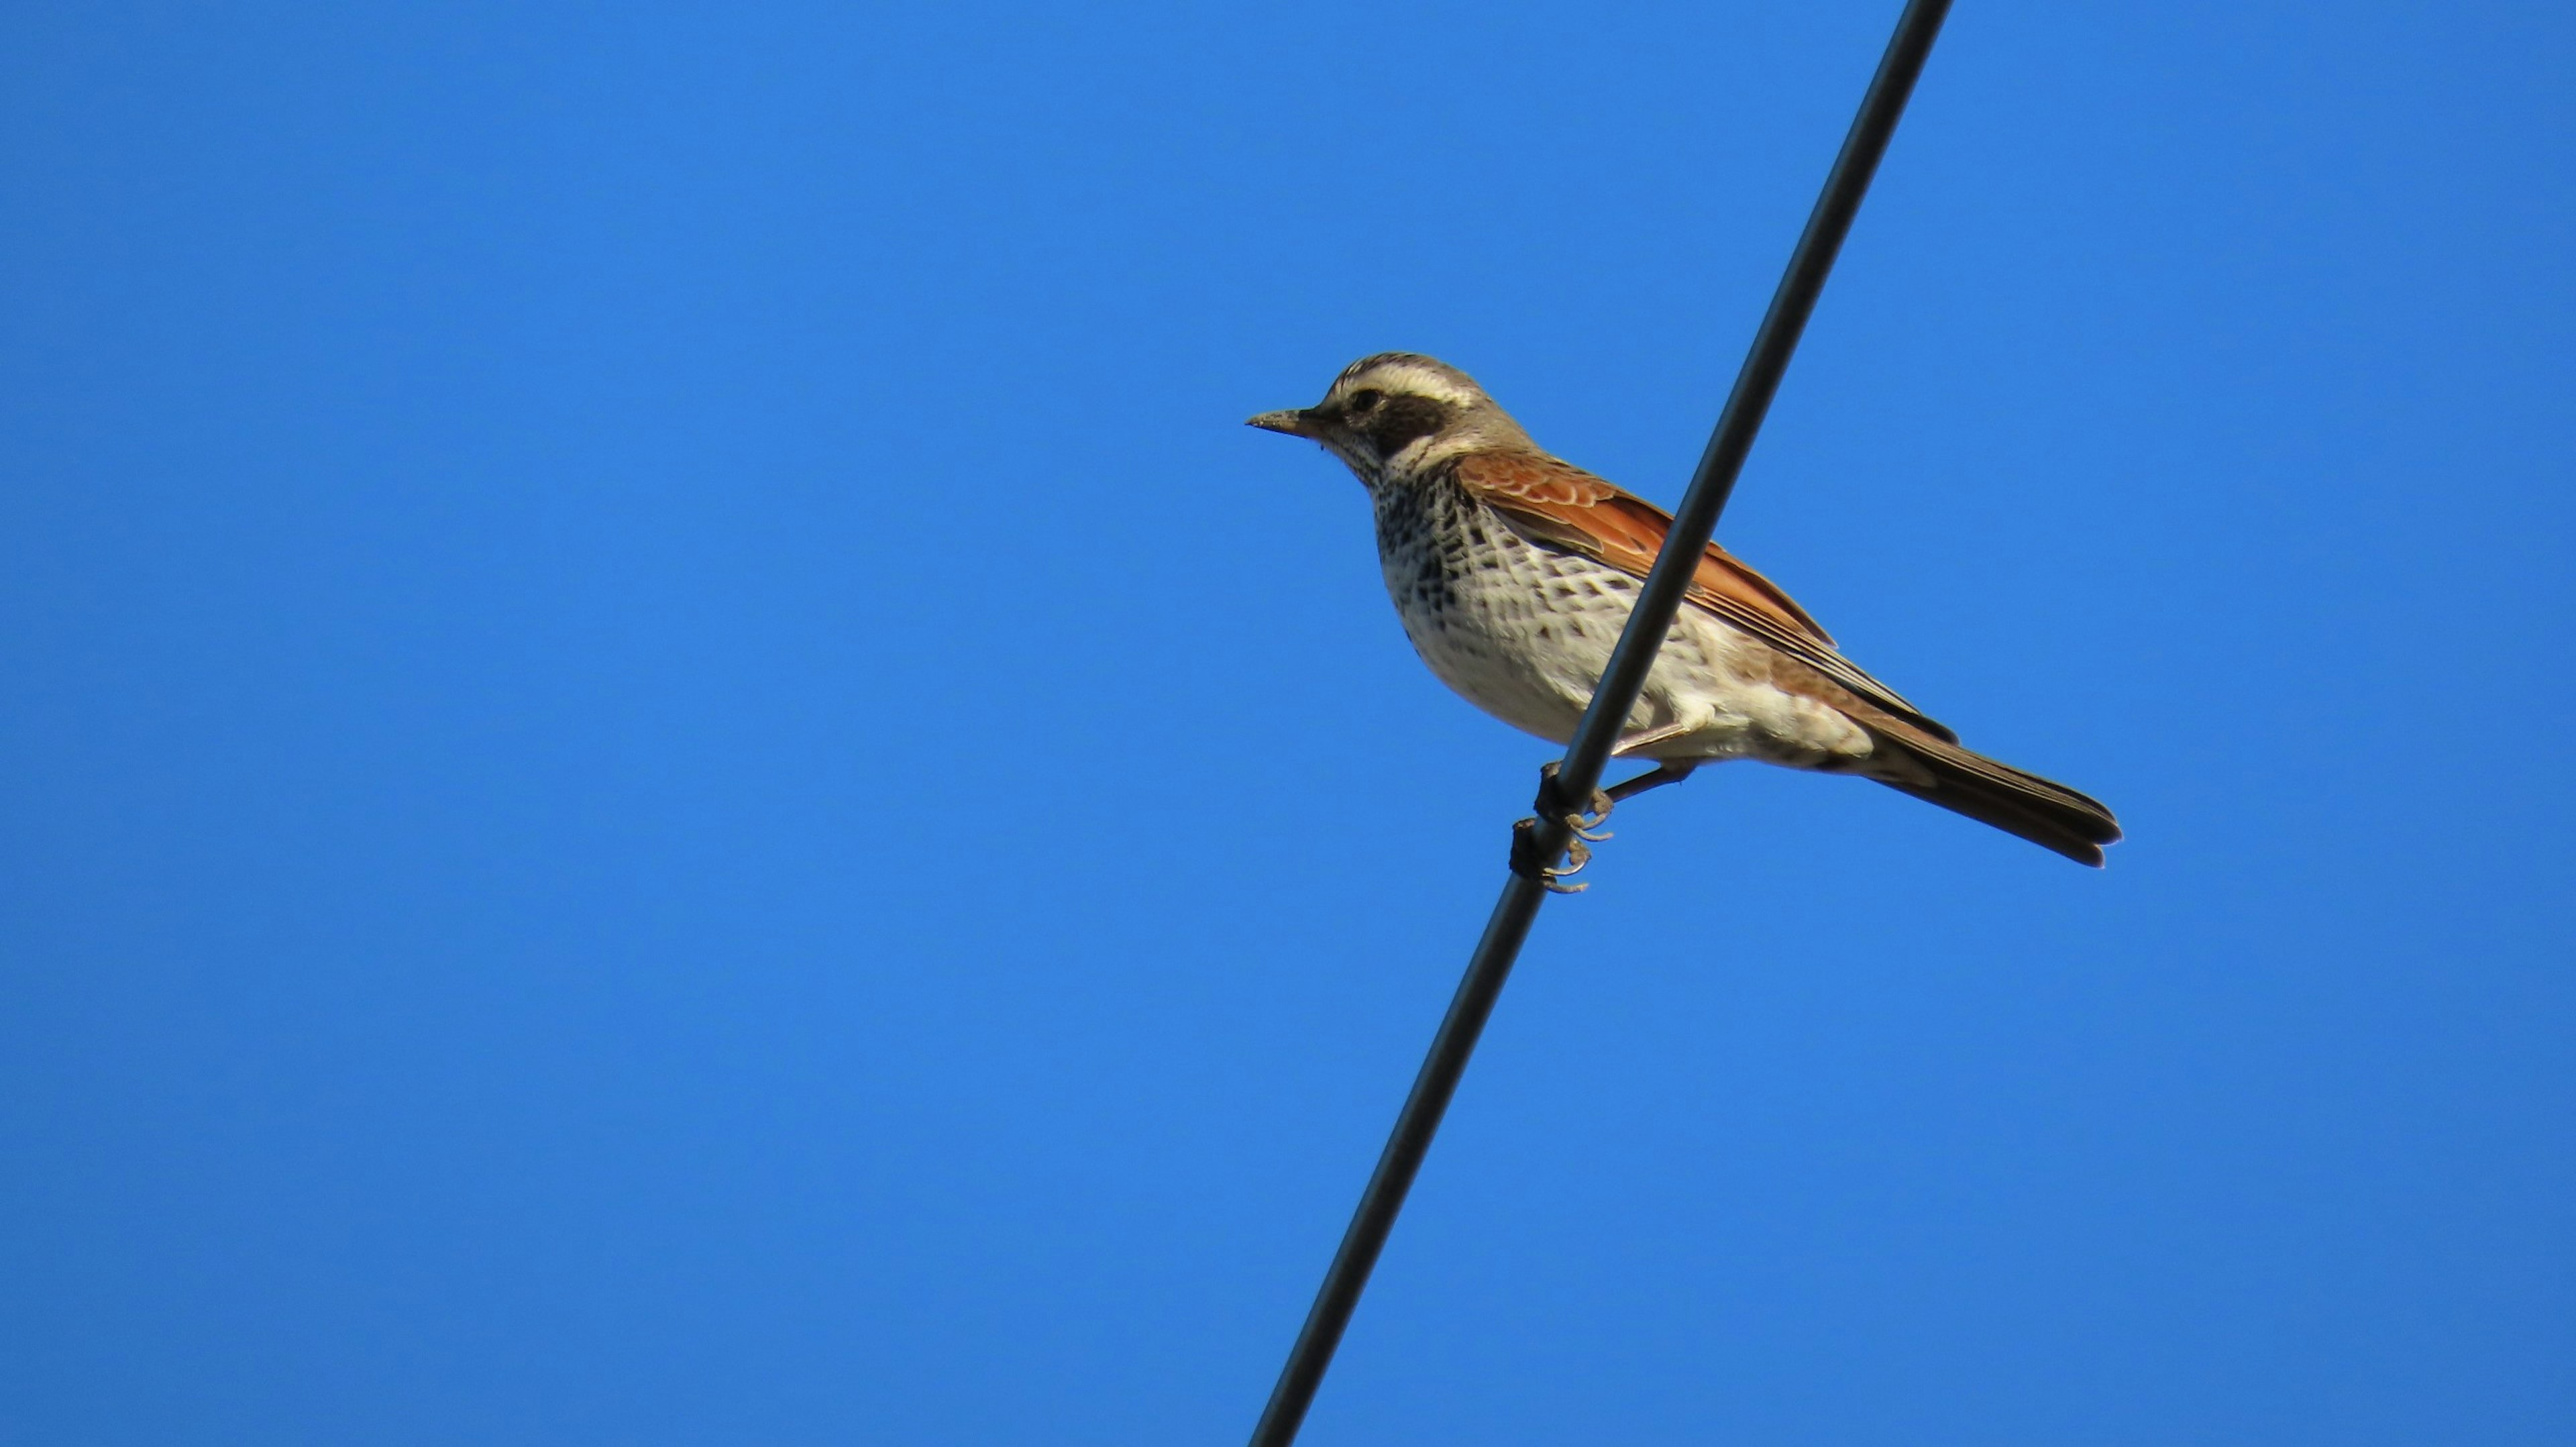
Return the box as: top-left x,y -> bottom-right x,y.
1248,352 -> 2121,867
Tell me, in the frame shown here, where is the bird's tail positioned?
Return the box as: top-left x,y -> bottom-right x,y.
1858,720 -> 2121,867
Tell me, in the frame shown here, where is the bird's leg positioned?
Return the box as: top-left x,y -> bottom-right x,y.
1539,757 -> 1697,836
1507,759 -> 1701,892
1604,761 -> 1697,804
1585,722 -> 1702,814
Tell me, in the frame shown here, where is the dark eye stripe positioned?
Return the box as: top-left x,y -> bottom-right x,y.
1366,395 -> 1447,455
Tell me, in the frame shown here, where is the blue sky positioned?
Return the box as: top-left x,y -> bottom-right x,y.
4,3 -> 2570,1443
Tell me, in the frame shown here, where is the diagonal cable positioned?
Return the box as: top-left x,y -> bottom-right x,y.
1246,3 -> 1955,1444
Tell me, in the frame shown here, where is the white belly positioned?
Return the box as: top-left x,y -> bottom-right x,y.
1382,522 -> 1872,767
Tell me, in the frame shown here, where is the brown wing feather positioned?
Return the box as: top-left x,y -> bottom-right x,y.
1452,451 -> 1957,741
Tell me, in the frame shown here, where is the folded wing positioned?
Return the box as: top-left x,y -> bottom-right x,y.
1452,451 -> 1958,743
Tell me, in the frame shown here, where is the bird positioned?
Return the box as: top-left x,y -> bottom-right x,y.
1247,352 -> 2121,872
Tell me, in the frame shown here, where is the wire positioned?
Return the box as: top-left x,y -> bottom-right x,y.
1244,3 -> 1955,1443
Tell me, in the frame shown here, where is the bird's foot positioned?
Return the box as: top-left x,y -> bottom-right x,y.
1509,762 -> 1617,893
1536,760 -> 1616,840
1510,818 -> 1592,892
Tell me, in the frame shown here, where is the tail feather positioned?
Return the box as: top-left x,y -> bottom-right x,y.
1860,722 -> 2121,867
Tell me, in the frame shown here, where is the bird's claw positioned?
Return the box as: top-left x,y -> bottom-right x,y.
1553,835 -> 1593,884
1510,818 -> 1591,893
1536,761 -> 1615,840
1509,763 -> 1617,892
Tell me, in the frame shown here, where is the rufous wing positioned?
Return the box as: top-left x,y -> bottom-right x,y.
1451,450 -> 1957,742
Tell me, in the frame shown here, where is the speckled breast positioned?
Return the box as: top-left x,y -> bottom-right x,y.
1368,472 -> 1656,745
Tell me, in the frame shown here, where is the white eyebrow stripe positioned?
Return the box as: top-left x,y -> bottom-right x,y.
1334,358 -> 1483,409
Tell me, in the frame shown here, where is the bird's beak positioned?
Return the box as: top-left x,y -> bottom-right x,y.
1246,408 -> 1320,438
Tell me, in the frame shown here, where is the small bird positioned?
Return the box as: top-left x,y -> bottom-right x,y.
1248,352 -> 2121,868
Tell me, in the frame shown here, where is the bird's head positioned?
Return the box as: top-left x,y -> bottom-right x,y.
1247,353 -> 1536,484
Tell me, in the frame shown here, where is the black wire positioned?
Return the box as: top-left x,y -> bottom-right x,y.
1246,3 -> 1955,1444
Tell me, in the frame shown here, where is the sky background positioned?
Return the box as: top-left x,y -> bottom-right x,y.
5,3 -> 2571,1443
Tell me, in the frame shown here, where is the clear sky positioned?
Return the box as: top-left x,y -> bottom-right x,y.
5,3 -> 2571,1443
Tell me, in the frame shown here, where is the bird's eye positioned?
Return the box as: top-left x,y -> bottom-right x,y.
1348,388 -> 1383,413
